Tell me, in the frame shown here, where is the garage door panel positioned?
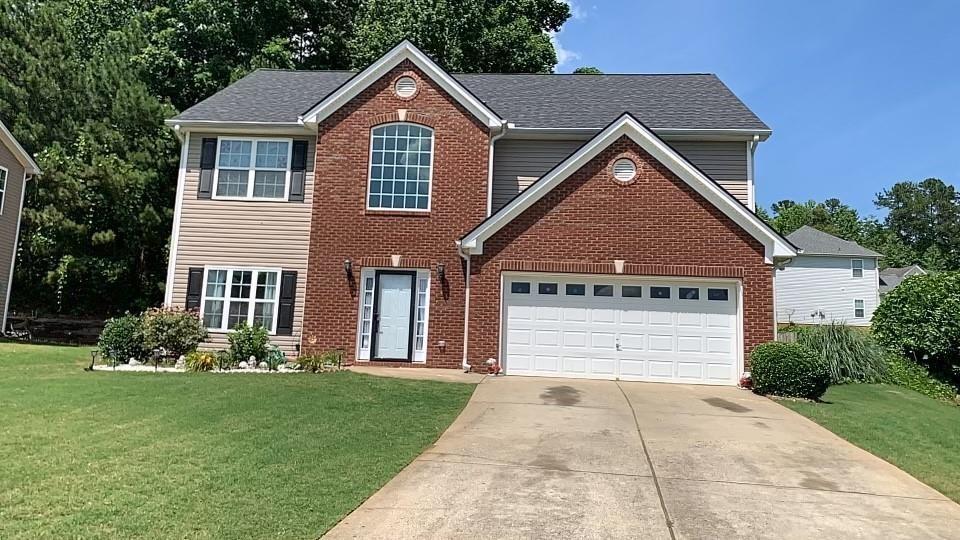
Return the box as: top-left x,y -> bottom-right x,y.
503,275 -> 739,385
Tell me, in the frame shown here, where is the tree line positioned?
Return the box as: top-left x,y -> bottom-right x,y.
0,0 -> 571,317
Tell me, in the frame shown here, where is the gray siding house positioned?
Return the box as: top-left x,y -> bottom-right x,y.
0,121 -> 40,330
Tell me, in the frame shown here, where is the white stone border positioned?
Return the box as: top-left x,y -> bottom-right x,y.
91,364 -> 304,374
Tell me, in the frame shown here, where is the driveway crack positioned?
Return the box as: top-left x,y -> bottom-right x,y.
617,381 -> 677,540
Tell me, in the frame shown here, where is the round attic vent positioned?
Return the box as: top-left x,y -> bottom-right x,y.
394,76 -> 418,98
612,158 -> 637,182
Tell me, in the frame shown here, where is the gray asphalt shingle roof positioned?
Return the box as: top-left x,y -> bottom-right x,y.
172,69 -> 770,131
786,226 -> 882,257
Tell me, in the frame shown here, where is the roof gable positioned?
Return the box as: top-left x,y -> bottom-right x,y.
0,121 -> 40,175
786,226 -> 881,258
300,41 -> 503,129
460,113 -> 795,263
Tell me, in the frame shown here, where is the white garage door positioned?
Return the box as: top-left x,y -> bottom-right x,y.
502,274 -> 740,384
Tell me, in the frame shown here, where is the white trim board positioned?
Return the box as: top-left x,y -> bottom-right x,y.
300,40 -> 503,129
461,113 -> 796,264
0,121 -> 40,175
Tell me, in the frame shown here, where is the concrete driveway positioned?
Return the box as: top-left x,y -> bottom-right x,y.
325,376 -> 960,539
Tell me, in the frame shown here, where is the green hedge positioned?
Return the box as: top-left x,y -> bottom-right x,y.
883,353 -> 958,403
750,342 -> 830,400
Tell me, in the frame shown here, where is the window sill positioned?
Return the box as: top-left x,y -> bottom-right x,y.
364,209 -> 431,217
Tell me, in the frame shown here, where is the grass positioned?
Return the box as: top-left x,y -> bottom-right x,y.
0,342 -> 476,539
781,383 -> 960,502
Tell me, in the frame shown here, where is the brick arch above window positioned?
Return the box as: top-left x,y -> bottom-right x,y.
366,111 -> 436,129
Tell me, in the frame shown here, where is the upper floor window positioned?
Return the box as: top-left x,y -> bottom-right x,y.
851,259 -> 864,278
215,138 -> 291,200
368,123 -> 433,211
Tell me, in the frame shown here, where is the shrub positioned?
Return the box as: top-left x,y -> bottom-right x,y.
265,345 -> 285,371
185,350 -> 216,372
227,322 -> 270,364
883,353 -> 958,402
98,313 -> 145,363
794,323 -> 887,384
299,350 -> 342,373
215,350 -> 234,371
750,342 -> 830,400
141,307 -> 208,358
873,272 -> 960,385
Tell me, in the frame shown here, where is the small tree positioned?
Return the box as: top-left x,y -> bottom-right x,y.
572,66 -> 602,74
141,307 -> 208,359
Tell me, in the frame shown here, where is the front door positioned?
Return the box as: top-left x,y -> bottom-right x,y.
373,272 -> 415,360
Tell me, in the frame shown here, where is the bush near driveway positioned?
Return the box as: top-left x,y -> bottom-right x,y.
750,342 -> 830,400
794,323 -> 888,384
873,272 -> 960,386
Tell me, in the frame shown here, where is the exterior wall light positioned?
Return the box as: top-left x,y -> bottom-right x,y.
436,262 -> 445,280
343,258 -> 353,276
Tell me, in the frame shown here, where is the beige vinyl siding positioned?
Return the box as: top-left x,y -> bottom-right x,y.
170,132 -> 316,356
0,141 -> 26,323
491,138 -> 750,211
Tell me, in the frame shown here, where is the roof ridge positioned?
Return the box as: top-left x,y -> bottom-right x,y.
249,68 -> 718,77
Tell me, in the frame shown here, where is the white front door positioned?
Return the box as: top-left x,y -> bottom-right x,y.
502,274 -> 740,385
375,273 -> 414,360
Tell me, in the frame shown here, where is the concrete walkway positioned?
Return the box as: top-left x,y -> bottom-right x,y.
325,377 -> 960,539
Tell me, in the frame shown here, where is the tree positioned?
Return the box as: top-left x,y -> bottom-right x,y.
573,66 -> 602,74
875,178 -> 960,270
347,0 -> 570,72
765,198 -> 863,241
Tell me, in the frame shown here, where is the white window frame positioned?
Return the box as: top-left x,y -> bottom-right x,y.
200,266 -> 282,334
212,137 -> 293,201
366,122 -> 434,212
355,267 -> 431,363
0,166 -> 7,215
851,259 -> 864,278
854,299 -> 865,318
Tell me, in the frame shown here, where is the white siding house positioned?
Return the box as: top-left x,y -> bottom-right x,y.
775,226 -> 881,326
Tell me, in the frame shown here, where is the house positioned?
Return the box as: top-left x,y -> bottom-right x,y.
775,225 -> 881,326
0,121 -> 40,332
879,265 -> 926,296
163,40 -> 796,385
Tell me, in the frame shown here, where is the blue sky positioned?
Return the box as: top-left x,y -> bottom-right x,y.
551,1 -> 959,217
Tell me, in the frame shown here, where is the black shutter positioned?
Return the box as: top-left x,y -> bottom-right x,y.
186,267 -> 204,310
198,138 -> 217,199
276,270 -> 297,335
288,140 -> 308,202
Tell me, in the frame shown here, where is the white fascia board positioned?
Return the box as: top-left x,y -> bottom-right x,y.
504,126 -> 771,142
300,40 -> 502,129
462,114 -> 795,262
164,119 -> 315,136
0,121 -> 40,175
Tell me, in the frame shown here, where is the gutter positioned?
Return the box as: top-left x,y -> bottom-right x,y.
456,241 -> 472,372
486,121 -> 509,216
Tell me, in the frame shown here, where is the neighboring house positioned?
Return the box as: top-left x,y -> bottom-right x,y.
775,226 -> 881,326
879,265 -> 926,296
163,40 -> 796,385
0,121 -> 40,332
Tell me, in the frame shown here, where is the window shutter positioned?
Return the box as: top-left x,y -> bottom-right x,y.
276,270 -> 297,335
198,138 -> 217,199
186,267 -> 204,310
289,140 -> 308,202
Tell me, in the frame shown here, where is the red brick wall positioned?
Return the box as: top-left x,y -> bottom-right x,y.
301,61 -> 489,368
468,136 -> 775,369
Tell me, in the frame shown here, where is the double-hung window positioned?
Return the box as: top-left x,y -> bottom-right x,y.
202,268 -> 280,333
367,123 -> 433,210
851,259 -> 864,278
854,299 -> 865,318
0,166 -> 6,214
215,138 -> 291,199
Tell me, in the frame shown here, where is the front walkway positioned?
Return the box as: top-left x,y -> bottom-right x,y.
324,376 -> 960,539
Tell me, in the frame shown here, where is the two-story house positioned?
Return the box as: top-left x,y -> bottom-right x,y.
164,41 -> 796,385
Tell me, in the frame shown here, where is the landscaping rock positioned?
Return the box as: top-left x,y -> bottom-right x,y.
257,361 -> 268,370
129,358 -> 141,366
174,356 -> 186,369
238,361 -> 249,369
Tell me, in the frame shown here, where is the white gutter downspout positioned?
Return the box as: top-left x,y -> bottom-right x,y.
747,135 -> 759,211
457,242 -> 472,372
485,121 -> 509,216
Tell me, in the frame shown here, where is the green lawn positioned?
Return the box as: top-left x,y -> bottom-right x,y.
0,342 -> 475,539
782,383 -> 960,502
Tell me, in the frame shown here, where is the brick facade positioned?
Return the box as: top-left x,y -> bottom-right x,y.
301,60 -> 489,368
302,63 -> 774,371
467,136 -> 775,368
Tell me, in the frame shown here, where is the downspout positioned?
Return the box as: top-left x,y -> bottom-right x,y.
486,121 -> 509,216
747,135 -> 759,211
457,242 -> 472,372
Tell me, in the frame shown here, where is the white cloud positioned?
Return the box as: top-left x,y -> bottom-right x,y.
549,31 -> 580,67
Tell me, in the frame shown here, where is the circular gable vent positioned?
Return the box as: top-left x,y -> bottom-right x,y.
394,76 -> 418,98
612,158 -> 637,182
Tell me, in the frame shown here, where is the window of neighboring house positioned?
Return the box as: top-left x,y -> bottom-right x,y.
854,299 -> 865,318
852,259 -> 864,278
214,138 -> 291,199
201,268 -> 280,333
0,166 -> 6,215
367,123 -> 433,210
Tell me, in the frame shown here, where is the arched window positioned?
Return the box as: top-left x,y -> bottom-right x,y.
368,123 -> 433,210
